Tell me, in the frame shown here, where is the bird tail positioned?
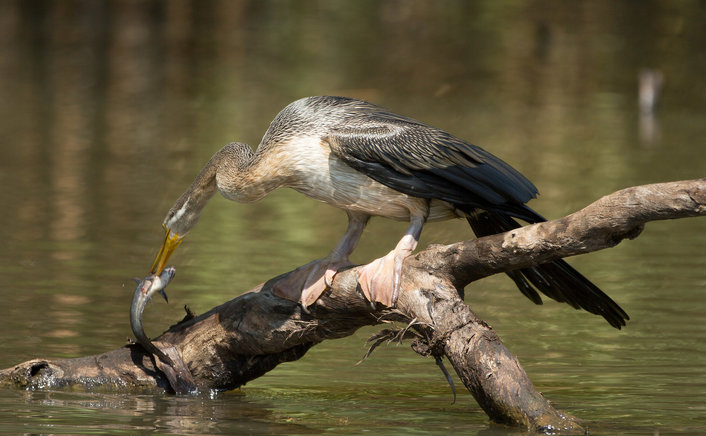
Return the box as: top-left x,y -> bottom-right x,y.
466,209 -> 629,329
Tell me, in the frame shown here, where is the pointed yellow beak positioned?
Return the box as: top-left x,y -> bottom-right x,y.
150,225 -> 184,274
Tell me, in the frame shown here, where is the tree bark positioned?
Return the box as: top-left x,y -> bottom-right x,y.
2,179 -> 704,432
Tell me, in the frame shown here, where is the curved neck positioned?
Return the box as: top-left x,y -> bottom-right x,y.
164,142 -> 285,235
214,142 -> 286,203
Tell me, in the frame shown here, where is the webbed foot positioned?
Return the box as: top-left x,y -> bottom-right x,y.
273,257 -> 353,308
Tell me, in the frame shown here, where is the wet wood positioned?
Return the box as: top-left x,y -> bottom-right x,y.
1,178 -> 704,432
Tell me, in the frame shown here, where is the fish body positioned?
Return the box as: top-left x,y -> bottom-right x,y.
130,266 -> 176,366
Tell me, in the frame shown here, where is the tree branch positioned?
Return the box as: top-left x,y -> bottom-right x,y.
417,178 -> 706,289
2,179 -> 704,432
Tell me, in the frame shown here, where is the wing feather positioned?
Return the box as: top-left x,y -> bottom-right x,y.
326,110 -> 540,221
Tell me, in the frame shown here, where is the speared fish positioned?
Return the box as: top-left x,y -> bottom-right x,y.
130,266 -> 176,366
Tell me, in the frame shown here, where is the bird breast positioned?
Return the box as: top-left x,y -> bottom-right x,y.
275,136 -> 460,221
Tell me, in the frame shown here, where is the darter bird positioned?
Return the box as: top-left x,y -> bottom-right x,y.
149,96 -> 628,328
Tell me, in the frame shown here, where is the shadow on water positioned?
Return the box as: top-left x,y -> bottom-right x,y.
1,0 -> 705,434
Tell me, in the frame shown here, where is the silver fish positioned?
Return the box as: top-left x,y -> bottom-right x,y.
130,266 -> 176,366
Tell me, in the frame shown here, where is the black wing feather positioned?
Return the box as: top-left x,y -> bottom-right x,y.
327,111 -> 541,222
323,102 -> 628,328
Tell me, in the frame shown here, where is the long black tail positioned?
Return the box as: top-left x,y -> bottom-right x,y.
467,209 -> 629,329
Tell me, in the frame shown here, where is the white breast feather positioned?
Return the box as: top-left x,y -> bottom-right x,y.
281,136 -> 458,221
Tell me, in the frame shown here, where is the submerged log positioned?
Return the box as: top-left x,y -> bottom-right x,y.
1,179 -> 704,432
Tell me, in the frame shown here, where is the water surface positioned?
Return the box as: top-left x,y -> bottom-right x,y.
1,1 -> 705,434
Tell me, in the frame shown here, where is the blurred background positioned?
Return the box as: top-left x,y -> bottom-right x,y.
0,0 -> 705,434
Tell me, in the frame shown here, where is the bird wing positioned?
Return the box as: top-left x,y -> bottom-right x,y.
325,110 -> 541,221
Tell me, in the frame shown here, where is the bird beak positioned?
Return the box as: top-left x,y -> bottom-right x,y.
150,225 -> 184,274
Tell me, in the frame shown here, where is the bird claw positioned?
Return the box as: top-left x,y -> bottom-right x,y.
274,257 -> 353,307
300,302 -> 311,315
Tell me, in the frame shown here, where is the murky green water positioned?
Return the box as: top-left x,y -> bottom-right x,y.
1,1 -> 705,434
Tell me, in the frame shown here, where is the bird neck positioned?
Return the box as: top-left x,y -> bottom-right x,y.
164,142 -> 287,236
214,142 -> 286,203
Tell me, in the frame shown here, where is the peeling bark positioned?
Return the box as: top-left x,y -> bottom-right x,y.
2,179 -> 704,433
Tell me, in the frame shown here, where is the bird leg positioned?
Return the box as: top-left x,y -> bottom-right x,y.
273,213 -> 369,307
358,216 -> 424,307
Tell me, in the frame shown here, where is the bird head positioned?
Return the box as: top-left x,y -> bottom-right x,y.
150,189 -> 212,274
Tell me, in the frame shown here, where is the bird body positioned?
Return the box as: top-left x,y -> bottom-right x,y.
230,134 -> 459,222
150,96 -> 629,328
212,95 -> 536,222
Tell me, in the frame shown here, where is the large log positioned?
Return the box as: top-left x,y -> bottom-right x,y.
2,179 -> 704,432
